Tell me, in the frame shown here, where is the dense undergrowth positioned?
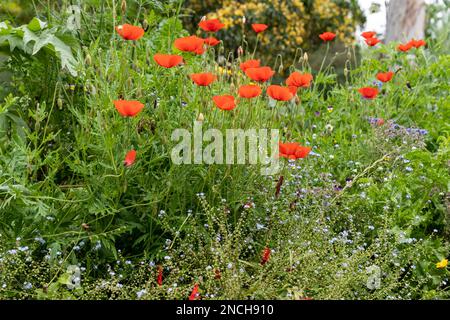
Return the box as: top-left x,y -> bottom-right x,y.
0,1 -> 449,299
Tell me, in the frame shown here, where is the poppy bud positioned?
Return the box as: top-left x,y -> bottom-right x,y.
90,84 -> 97,96
142,19 -> 148,31
303,52 -> 308,63
197,113 -> 204,122
344,67 -> 348,77
84,53 -> 92,66
57,97 -> 63,110
121,0 -> 127,14
278,64 -> 284,73
242,16 -> 246,24
127,77 -> 133,88
237,46 -> 244,56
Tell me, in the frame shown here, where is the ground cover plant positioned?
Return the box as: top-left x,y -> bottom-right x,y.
0,0 -> 449,300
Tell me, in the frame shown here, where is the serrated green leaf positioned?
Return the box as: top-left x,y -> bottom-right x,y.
28,17 -> 47,32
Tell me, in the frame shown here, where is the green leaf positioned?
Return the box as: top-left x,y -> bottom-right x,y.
28,17 -> 47,32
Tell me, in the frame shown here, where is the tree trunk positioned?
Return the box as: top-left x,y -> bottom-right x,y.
385,0 -> 426,43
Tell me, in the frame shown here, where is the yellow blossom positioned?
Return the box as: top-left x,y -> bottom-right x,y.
436,259 -> 448,269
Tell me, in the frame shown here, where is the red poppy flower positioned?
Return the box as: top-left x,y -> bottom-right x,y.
279,142 -> 311,159
153,54 -> 183,68
174,35 -> 205,55
189,284 -> 199,300
267,85 -> 293,101
260,247 -> 271,265
124,149 -> 136,167
157,265 -> 163,286
203,37 -> 220,46
397,43 -> 413,52
319,32 -> 336,42
365,37 -> 381,47
408,39 -> 426,48
358,87 -> 379,99
213,95 -> 236,110
377,118 -> 385,126
115,24 -> 145,41
190,73 -> 216,86
199,19 -> 225,32
286,72 -> 313,88
245,66 -> 275,82
294,146 -> 312,159
288,86 -> 298,95
240,59 -> 260,72
361,31 -> 377,39
252,24 -> 268,33
376,71 -> 394,83
238,84 -> 262,98
114,100 -> 144,117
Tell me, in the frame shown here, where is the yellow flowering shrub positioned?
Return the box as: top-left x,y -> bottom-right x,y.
183,0 -> 365,67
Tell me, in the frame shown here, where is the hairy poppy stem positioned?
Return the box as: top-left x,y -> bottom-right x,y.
252,34 -> 260,59
318,42 -> 330,76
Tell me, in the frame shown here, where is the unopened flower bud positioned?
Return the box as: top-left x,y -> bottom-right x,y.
197,113 -> 204,122
237,46 -> 244,56
121,0 -> 127,14
242,16 -> 246,24
84,53 -> 92,66
142,19 -> 148,31
303,52 -> 308,62
278,64 -> 284,73
344,67 -> 348,77
57,98 -> 63,110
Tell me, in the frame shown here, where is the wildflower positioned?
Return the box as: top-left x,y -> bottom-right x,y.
279,142 -> 311,159
136,289 -> 147,299
197,113 -> 205,122
174,35 -> 205,55
115,24 -> 145,41
124,149 -> 136,167
325,124 -> 334,132
23,282 -> 33,290
203,37 -> 220,46
189,284 -> 200,300
365,37 -> 381,47
436,259 -> 448,269
240,59 -> 260,72
408,39 -> 426,48
376,71 -> 394,83
190,73 -> 216,86
397,42 -> 413,52
251,24 -> 268,33
361,31 -> 377,39
245,66 -> 275,82
319,32 -> 336,42
260,247 -> 271,265
198,19 -> 224,32
157,265 -> 163,286
238,84 -> 262,98
114,100 -> 144,117
153,54 -> 183,68
213,95 -> 236,111
286,72 -> 313,88
267,85 -> 294,101
358,87 -> 379,99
